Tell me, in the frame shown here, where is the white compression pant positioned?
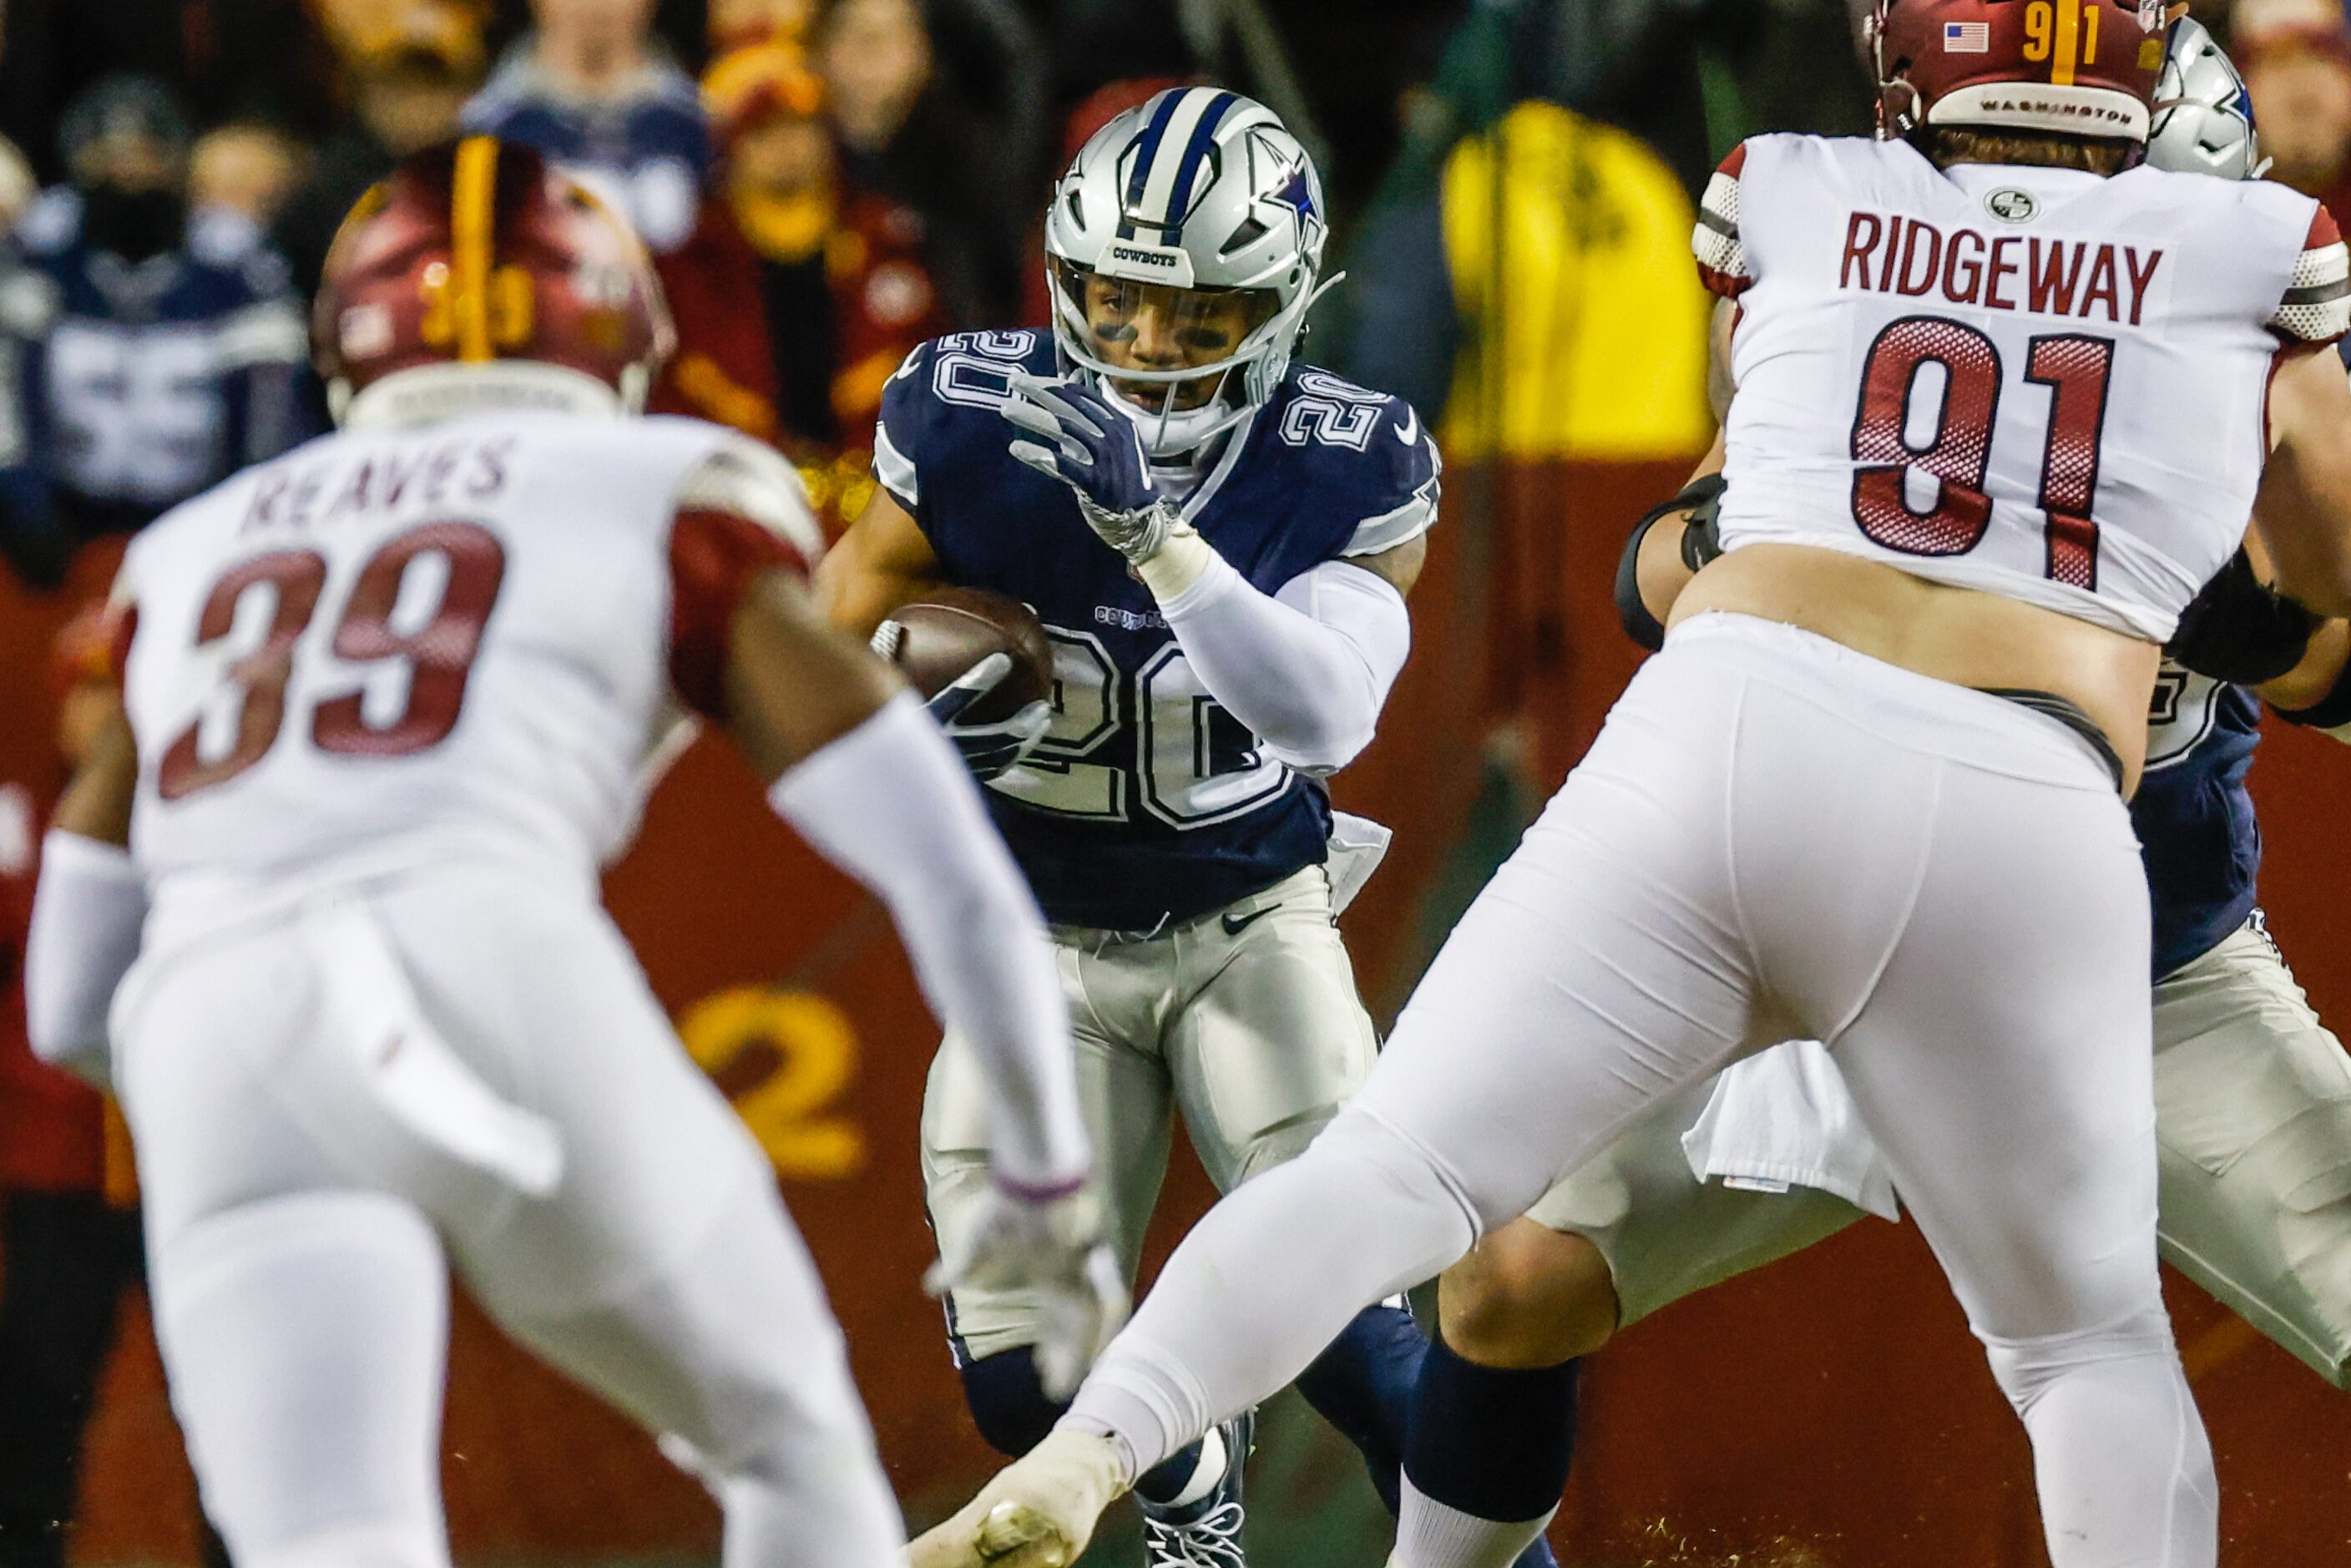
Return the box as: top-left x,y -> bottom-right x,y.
1068,613 -> 2217,1568
115,866 -> 903,1568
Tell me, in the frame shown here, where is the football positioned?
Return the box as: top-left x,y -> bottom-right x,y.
879,587 -> 1054,723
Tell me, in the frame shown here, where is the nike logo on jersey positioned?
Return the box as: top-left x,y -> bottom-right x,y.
1393,406 -> 1419,447
1221,904 -> 1279,937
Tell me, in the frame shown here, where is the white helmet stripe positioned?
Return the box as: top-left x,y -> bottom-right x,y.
1124,88 -> 1230,240
1158,90 -> 1242,242
1117,89 -> 1188,235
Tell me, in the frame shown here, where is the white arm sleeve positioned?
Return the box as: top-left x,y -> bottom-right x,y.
767,692 -> 1090,1193
1155,552 -> 1412,776
25,830 -> 146,1089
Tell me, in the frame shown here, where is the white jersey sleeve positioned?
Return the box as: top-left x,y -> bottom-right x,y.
1693,145 -> 1753,300
1700,133 -> 2341,642
2266,210 -> 2351,344
672,429 -> 827,569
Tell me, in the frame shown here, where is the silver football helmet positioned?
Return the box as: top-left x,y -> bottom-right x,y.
1043,86 -> 1335,456
2147,16 -> 2268,181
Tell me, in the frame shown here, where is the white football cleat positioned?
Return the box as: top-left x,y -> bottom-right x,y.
908,1428 -> 1131,1568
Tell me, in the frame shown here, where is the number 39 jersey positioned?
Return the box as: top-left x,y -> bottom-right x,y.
114,410 -> 817,948
1698,134 -> 2349,640
875,330 -> 1439,931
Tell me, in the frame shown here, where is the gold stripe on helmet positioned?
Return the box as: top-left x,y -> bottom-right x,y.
451,135 -> 498,362
2052,0 -> 2083,86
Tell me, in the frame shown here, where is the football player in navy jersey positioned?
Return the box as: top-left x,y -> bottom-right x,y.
820,87 -> 1535,1567
0,76 -> 311,588
1315,26 -> 2351,1566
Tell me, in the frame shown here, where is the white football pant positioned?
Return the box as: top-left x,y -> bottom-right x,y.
1066,613 -> 2217,1568
922,864 -> 1377,1361
114,866 -> 903,1568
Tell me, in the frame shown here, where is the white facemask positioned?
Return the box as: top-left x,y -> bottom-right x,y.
1095,368 -> 1247,459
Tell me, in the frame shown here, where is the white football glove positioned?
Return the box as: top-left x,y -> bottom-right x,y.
927,1183 -> 1129,1400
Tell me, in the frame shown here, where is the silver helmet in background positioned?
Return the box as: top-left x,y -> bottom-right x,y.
2147,15 -> 2268,180
1042,86 -> 1335,457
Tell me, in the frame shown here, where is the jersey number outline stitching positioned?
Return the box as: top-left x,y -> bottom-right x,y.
1279,371 -> 1390,451
930,330 -> 1036,411
1849,314 -> 2117,590
157,521 -> 508,801
986,625 -> 1292,828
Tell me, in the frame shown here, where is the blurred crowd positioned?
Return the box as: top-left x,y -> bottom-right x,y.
3,0 -> 2351,591
9,0 -> 2351,1560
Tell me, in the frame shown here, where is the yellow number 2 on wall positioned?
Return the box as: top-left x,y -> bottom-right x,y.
677,986 -> 865,1180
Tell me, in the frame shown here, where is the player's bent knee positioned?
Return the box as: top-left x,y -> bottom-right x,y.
1976,1302 -> 2179,1416
1438,1218 -> 1620,1367
1226,1109 -> 1339,1188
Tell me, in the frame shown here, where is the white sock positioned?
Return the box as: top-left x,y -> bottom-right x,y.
1392,1473 -> 1555,1568
1147,1424 -> 1231,1510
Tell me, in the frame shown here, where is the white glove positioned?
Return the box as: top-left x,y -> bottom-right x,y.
928,1183 -> 1129,1400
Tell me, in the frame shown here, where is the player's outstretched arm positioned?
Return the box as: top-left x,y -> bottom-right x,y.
815,483 -> 947,640
2253,346 -> 2351,618
726,569 -> 1124,1389
25,699 -> 143,1088
725,569 -> 1089,1187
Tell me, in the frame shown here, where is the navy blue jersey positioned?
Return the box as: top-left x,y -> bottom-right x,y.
876,330 -> 1440,930
2135,661 -> 2263,979
0,189 -> 311,539
464,52 -> 710,253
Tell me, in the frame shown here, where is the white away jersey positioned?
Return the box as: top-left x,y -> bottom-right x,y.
115,410 -> 817,942
1696,134 -> 2349,640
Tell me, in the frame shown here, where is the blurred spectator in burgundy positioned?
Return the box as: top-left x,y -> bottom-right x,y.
271,2 -> 489,298
814,0 -> 1044,326
0,606 -> 228,1568
463,0 -> 710,251
2240,9 -> 2351,230
654,43 -> 943,523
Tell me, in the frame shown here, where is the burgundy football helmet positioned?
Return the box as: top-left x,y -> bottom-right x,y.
1872,0 -> 2177,142
313,136 -> 674,410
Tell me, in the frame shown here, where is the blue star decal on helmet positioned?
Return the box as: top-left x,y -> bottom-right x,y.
1272,164 -> 1316,220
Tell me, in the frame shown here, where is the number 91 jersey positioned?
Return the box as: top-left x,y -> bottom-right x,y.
114,412 -> 799,948
875,330 -> 1439,932
1698,134 -> 2349,640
